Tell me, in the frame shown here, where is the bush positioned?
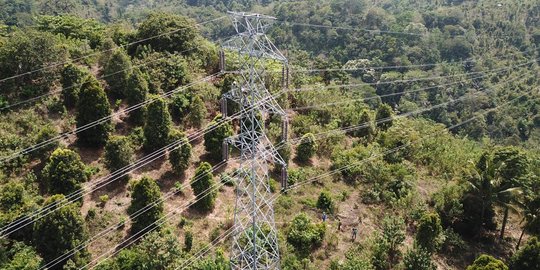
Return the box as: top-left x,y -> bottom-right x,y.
375,104 -> 394,131
42,148 -> 88,198
355,110 -> 375,142
296,133 -> 317,163
60,64 -> 89,108
76,76 -> 112,147
188,95 -> 207,128
144,96 -> 172,152
509,237 -> 540,270
103,49 -> 132,98
104,136 -> 134,179
415,213 -> 443,253
184,230 -> 193,252
126,70 -> 149,125
128,176 -> 164,234
136,13 -> 199,54
287,213 -> 326,256
190,162 -> 217,212
203,114 -> 233,161
467,255 -> 508,270
169,92 -> 191,122
33,195 -> 88,269
168,130 -> 191,175
316,191 -> 334,214
403,248 -> 436,270
33,125 -> 59,160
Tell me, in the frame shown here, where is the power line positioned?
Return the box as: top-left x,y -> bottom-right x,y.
0,16 -> 227,84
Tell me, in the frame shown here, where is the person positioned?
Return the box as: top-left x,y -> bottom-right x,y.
322,212 -> 327,222
337,218 -> 342,231
352,227 -> 358,241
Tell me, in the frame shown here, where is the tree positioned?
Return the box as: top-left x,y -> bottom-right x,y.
168,130 -> 191,175
33,195 -> 88,270
287,213 -> 326,256
42,148 -> 88,198
188,95 -> 207,128
0,241 -> 43,270
375,104 -> 394,131
203,114 -> 233,161
76,76 -> 112,147
60,64 -> 89,108
355,110 -> 375,142
103,49 -> 132,98
403,248 -> 435,270
316,191 -> 334,214
190,162 -> 217,212
415,213 -> 443,253
126,69 -> 149,125
169,92 -> 191,122
136,13 -> 200,54
36,15 -> 105,48
144,96 -> 172,152
296,133 -> 317,163
104,136 -> 134,180
509,237 -> 540,270
128,176 -> 164,235
466,255 -> 508,270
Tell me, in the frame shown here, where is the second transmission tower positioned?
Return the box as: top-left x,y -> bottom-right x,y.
221,12 -> 288,269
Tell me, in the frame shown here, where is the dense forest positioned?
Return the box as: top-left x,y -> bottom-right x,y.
1,0 -> 540,269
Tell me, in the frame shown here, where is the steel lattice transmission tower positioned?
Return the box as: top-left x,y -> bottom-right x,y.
221,12 -> 288,270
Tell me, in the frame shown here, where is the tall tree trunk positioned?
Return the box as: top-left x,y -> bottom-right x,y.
517,226 -> 526,249
500,206 -> 509,239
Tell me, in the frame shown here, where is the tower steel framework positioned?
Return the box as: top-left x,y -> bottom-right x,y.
221,11 -> 288,270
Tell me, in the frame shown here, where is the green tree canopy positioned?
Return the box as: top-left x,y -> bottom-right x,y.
466,255 -> 508,270
42,148 -> 88,198
509,237 -> 540,270
103,49 -> 132,98
128,176 -> 164,235
0,241 -> 43,270
188,95 -> 207,128
135,13 -> 200,54
33,195 -> 88,269
126,69 -> 149,125
296,133 -> 317,163
104,136 -> 134,179
287,213 -> 326,256
36,15 -> 105,48
403,247 -> 435,270
60,64 -> 90,108
203,114 -> 232,161
144,96 -> 172,152
76,76 -> 112,146
190,162 -> 217,212
375,104 -> 394,131
168,130 -> 191,175
415,213 -> 443,253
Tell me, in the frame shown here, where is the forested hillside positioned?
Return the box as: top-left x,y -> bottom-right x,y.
1,0 -> 540,269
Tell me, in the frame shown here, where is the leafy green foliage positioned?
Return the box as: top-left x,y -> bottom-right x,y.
287,213 -> 326,256
128,176 -> 163,234
184,230 -> 193,252
403,247 -> 435,270
103,49 -> 132,98
135,13 -> 200,54
76,76 -> 112,146
144,96 -> 172,152
189,95 -> 207,128
509,237 -> 540,270
36,15 -> 105,48
316,191 -> 334,214
203,114 -> 232,160
296,133 -> 317,163
169,92 -> 191,122
467,255 -> 508,270
168,130 -> 191,175
60,64 -> 90,108
104,136 -> 134,178
126,69 -> 149,125
372,217 -> 406,270
0,240 -> 43,270
33,194 -> 88,269
355,110 -> 375,142
42,148 -> 88,198
415,213 -> 443,253
375,104 -> 394,132
190,162 -> 217,212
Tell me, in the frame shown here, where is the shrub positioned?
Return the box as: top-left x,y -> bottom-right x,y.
188,95 -> 207,128
184,230 -> 193,252
355,110 -> 375,142
467,255 -> 508,270
128,176 -> 164,234
203,114 -> 233,161
60,64 -> 89,108
144,96 -> 172,152
168,130 -> 191,175
403,247 -> 436,270
375,104 -> 394,131
415,213 -> 443,253
76,76 -> 112,147
509,237 -> 540,270
126,70 -> 149,125
296,133 -> 317,163
169,92 -> 191,122
190,162 -> 217,212
103,49 -> 132,98
42,148 -> 88,198
316,191 -> 334,214
287,213 -> 326,256
104,136 -> 134,179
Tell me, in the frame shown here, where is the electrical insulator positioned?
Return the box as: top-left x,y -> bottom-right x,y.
281,166 -> 288,190
222,141 -> 229,161
220,97 -> 228,117
281,117 -> 288,142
